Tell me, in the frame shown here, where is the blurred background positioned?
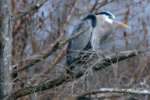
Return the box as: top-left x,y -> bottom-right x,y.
10,0 -> 150,100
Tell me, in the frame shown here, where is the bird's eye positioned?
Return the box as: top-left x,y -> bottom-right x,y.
109,16 -> 113,19
107,14 -> 115,20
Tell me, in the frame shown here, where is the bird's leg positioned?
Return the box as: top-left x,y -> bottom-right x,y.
65,65 -> 76,79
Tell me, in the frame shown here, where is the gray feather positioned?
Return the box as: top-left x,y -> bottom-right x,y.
67,19 -> 93,65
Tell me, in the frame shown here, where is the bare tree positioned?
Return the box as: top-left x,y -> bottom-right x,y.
1,0 -> 150,100
0,0 -> 12,99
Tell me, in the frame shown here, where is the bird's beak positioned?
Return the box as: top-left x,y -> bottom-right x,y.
113,21 -> 128,29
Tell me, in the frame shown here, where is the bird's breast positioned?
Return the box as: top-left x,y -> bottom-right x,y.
91,25 -> 113,51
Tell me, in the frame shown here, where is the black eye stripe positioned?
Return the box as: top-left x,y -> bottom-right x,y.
97,11 -> 114,19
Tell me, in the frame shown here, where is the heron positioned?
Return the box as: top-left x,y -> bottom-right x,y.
66,11 -> 128,71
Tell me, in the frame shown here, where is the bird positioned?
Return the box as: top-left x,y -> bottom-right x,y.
66,11 -> 128,71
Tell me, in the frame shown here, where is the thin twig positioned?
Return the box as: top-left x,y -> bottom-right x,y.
13,0 -> 47,20
11,29 -> 87,77
78,88 -> 150,97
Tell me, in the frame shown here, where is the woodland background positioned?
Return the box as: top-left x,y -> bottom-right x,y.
1,0 -> 150,100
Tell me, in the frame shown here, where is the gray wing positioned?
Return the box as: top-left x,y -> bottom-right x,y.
66,20 -> 93,66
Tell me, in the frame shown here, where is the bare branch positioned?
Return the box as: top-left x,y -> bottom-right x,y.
93,50 -> 140,70
43,44 -> 68,74
94,0 -> 115,13
10,49 -> 148,99
11,29 -> 87,77
13,0 -> 47,20
78,88 -> 150,97
10,74 -> 68,99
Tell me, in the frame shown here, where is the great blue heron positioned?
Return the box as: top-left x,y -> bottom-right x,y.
66,11 -> 128,70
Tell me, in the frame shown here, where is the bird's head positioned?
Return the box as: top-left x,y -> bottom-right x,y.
96,11 -> 128,29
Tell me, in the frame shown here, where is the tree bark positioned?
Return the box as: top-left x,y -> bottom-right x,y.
0,0 -> 12,99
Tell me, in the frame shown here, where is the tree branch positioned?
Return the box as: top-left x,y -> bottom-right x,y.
9,48 -> 148,99
93,50 -> 140,70
11,74 -> 68,99
13,0 -> 47,20
0,0 -> 13,99
11,29 -> 87,78
78,87 -> 150,98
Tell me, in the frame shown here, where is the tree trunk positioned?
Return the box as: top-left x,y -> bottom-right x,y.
0,0 -> 12,99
